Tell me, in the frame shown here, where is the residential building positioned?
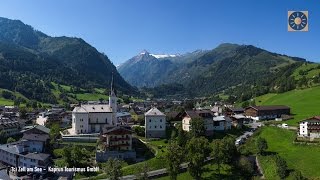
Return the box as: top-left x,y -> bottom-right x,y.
0,143 -> 50,170
245,105 -> 290,120
116,112 -> 132,124
212,116 -> 232,131
230,114 -> 252,128
225,107 -> 245,116
36,111 -> 64,126
182,110 -> 215,136
0,117 -> 22,137
145,107 -> 166,138
96,126 -> 136,162
0,125 -> 51,175
299,116 -> 320,138
211,106 -> 223,116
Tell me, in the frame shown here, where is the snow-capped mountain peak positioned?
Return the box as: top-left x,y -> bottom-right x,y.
150,54 -> 178,59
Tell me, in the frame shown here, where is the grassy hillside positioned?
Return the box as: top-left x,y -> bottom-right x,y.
257,127 -> 320,179
0,88 -> 29,106
255,86 -> 320,126
291,63 -> 320,80
0,83 -> 110,106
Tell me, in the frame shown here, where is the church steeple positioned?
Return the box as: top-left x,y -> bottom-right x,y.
109,72 -> 117,124
110,72 -> 115,96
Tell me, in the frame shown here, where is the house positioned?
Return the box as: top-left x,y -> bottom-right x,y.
212,116 -> 232,131
96,125 -> 136,162
145,107 -> 166,138
0,143 -> 50,171
165,111 -> 183,122
21,125 -> 50,135
245,105 -> 290,120
36,111 -> 68,126
230,114 -> 251,128
116,112 -> 132,124
211,106 -> 223,116
181,110 -> 215,136
225,107 -> 245,116
0,125 -> 51,176
68,78 -> 118,135
0,117 -> 22,137
299,116 -> 320,138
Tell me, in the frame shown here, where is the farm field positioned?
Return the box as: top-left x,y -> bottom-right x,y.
255,86 -> 320,126
243,127 -> 320,179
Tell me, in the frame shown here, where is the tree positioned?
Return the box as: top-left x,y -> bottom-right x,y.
186,137 -> 211,179
176,124 -> 187,147
221,136 -> 237,164
241,101 -> 249,108
275,155 -> 287,179
135,162 -> 149,180
237,156 -> 254,178
104,158 -> 123,180
62,145 -> 73,166
211,139 -> 225,175
7,137 -> 16,143
256,137 -> 268,154
0,130 -> 5,144
166,141 -> 184,180
19,107 -> 27,119
49,123 -> 61,142
190,118 -> 205,137
250,99 -> 256,106
289,170 -> 305,180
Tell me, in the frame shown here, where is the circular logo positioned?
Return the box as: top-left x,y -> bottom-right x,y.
288,11 -> 308,31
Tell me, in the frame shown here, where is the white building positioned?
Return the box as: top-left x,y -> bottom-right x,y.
0,125 -> 50,172
145,107 -> 166,138
182,110 -> 215,136
182,111 -> 232,136
299,116 -> 320,139
69,77 -> 118,135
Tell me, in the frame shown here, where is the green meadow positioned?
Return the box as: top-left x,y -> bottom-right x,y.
242,127 -> 320,179
255,86 -> 320,126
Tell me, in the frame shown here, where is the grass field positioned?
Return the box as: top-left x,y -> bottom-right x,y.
156,162 -> 241,180
0,88 -> 29,105
75,93 -> 109,101
243,127 -> 320,179
255,86 -> 320,126
291,63 -> 320,80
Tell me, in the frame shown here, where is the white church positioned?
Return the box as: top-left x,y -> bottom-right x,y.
68,76 -> 118,135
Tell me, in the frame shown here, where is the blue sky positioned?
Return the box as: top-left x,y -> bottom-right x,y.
0,0 -> 319,64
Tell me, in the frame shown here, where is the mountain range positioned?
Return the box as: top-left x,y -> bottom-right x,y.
0,17 -> 135,104
0,16 -> 317,105
118,43 -> 310,99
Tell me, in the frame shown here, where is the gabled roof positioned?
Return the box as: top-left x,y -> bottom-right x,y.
230,107 -> 245,112
246,105 -> 290,111
213,116 -> 232,122
22,133 -> 49,142
24,153 -> 50,161
21,125 -> 50,134
145,107 -> 165,116
299,116 -> 320,123
103,125 -> 133,134
184,110 -> 215,119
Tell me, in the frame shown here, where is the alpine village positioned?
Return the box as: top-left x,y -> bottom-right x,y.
0,17 -> 320,180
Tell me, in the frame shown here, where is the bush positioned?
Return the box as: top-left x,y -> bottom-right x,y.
132,126 -> 145,137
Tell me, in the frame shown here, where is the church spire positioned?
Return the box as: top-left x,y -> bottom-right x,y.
110,72 -> 115,96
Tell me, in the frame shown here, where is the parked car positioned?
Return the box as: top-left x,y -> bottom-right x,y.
282,123 -> 288,129
235,138 -> 244,146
